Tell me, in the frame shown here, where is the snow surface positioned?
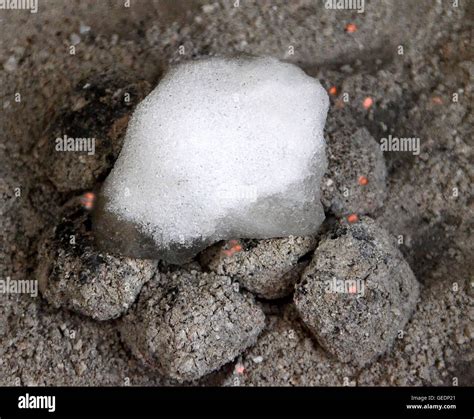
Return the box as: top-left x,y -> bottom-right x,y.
96,57 -> 329,263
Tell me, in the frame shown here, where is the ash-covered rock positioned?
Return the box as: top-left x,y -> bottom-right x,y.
36,198 -> 157,321
119,269 -> 265,382
199,236 -> 317,299
294,217 -> 419,367
36,70 -> 150,192
322,108 -> 387,217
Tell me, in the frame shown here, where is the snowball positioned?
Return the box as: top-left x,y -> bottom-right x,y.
95,57 -> 329,264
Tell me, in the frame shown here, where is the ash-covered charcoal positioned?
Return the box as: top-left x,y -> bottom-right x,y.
322,108 -> 387,217
36,197 -> 157,321
36,69 -> 150,192
119,269 -> 265,382
199,236 -> 317,300
294,217 -> 419,367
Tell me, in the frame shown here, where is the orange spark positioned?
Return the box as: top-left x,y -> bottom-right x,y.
347,214 -> 359,224
363,97 -> 373,109
358,176 -> 368,186
81,192 -> 96,210
222,240 -> 243,257
328,86 -> 338,96
345,23 -> 357,33
235,364 -> 245,374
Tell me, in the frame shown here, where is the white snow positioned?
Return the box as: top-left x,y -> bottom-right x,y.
98,57 -> 329,263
